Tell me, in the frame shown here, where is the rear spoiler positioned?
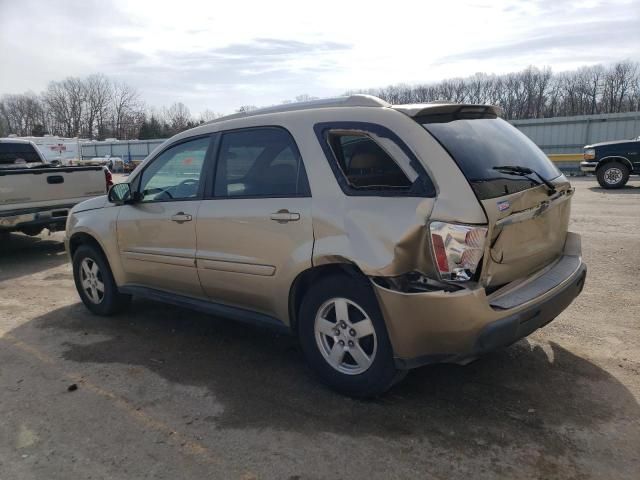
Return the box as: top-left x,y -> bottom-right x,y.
393,103 -> 502,122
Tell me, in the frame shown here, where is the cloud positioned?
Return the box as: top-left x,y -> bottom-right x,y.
213,38 -> 350,56
436,18 -> 639,65
0,0 -> 638,113
102,38 -> 350,108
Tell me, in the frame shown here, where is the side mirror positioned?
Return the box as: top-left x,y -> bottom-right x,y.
108,183 -> 133,204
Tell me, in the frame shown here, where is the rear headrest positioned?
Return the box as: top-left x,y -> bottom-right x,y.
350,151 -> 385,170
264,163 -> 297,184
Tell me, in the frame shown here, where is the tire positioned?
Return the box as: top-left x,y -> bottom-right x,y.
298,274 -> 405,398
72,244 -> 131,315
597,161 -> 630,189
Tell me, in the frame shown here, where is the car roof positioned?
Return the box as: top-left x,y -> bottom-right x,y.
0,138 -> 34,144
205,95 -> 500,125
205,95 -> 392,124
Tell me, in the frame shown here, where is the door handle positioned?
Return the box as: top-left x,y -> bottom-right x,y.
47,175 -> 64,184
171,212 -> 193,223
270,209 -> 300,223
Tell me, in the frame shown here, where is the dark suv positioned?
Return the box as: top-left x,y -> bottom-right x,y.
581,136 -> 640,188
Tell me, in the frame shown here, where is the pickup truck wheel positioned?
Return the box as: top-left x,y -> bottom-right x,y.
597,161 -> 630,189
298,275 -> 405,398
72,245 -> 131,315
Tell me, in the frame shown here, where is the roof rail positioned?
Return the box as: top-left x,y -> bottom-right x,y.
206,94 -> 391,124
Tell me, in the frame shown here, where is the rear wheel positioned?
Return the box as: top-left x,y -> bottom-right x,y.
298,274 -> 404,397
597,161 -> 629,189
72,244 -> 131,315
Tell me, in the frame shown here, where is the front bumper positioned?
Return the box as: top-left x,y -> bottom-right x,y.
373,233 -> 586,369
580,161 -> 598,173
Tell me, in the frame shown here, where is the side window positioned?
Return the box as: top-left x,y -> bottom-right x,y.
139,136 -> 210,202
0,143 -> 42,165
213,128 -> 309,197
327,132 -> 412,189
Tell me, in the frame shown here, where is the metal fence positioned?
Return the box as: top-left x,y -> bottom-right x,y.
511,111 -> 640,154
80,139 -> 165,163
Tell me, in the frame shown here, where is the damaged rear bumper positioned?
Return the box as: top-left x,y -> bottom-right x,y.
372,233 -> 586,369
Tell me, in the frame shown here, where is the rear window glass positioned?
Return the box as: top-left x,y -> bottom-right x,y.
420,118 -> 561,199
0,142 -> 43,165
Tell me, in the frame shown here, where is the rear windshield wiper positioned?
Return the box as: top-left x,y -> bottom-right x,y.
492,165 -> 556,195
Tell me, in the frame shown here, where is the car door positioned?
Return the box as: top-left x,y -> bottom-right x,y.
116,135 -> 213,296
196,127 -> 313,321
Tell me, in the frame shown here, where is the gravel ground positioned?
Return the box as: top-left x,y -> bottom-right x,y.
0,177 -> 639,480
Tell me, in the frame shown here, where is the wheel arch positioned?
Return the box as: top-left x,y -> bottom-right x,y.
597,156 -> 633,172
67,231 -> 124,286
68,231 -> 107,260
288,262 -> 371,332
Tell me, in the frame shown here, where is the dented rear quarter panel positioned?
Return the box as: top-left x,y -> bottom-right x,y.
282,107 -> 487,278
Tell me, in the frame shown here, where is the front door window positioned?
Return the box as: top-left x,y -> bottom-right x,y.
139,137 -> 210,202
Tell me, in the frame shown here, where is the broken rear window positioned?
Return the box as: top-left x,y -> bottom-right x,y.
327,133 -> 412,189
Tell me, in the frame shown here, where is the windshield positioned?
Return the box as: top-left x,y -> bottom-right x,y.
420,117 -> 561,199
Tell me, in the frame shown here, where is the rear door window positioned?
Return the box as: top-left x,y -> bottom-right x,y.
421,117 -> 561,199
213,127 -> 310,198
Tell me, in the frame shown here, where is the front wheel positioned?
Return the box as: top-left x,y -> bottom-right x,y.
72,244 -> 131,315
597,161 -> 630,189
298,275 -> 404,397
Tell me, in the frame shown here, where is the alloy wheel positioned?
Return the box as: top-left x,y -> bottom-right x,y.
603,167 -> 623,185
314,297 -> 377,375
80,257 -> 105,304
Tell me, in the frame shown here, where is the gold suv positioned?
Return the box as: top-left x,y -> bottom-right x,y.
66,95 -> 587,397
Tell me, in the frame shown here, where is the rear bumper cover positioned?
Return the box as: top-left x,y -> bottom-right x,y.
474,262 -> 586,356
372,233 -> 586,369
0,204 -> 74,231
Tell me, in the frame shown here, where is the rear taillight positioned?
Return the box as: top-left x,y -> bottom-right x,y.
104,168 -> 113,191
429,222 -> 488,281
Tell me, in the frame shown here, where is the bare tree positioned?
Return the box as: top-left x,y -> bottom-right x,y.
43,81 -> 71,136
198,109 -> 222,123
236,105 -> 258,113
165,102 -> 192,132
83,74 -> 111,139
2,62 -> 639,140
0,92 -> 45,135
110,81 -> 143,139
603,61 -> 638,113
351,62 -> 639,119
295,94 -> 319,103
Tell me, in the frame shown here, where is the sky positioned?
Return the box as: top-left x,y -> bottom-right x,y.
0,0 -> 639,115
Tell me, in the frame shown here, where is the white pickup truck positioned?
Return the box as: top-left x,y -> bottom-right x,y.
0,138 -> 112,236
